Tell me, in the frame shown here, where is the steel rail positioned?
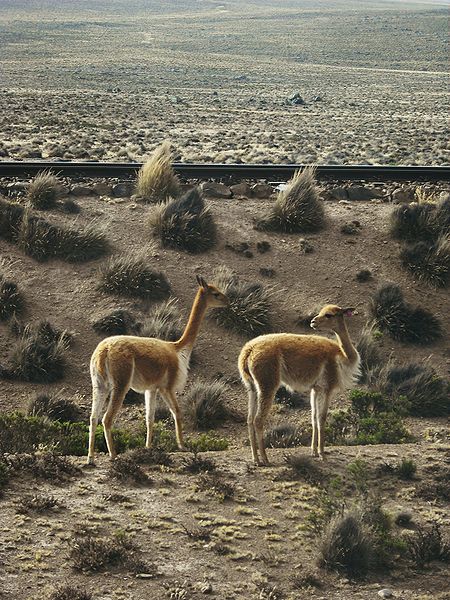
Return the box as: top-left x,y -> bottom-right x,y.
0,161 -> 448,181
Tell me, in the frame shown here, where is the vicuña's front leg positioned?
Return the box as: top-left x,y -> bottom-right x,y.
310,388 -> 319,457
317,392 -> 331,460
161,389 -> 187,451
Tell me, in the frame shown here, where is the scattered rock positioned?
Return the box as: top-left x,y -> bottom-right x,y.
391,187 -> 415,203
257,241 -> 271,253
136,573 -> 155,580
112,182 -> 134,197
200,181 -> 232,198
287,92 -> 305,105
341,221 -> 361,235
70,185 -> 94,197
7,181 -> 28,193
231,182 -> 252,197
251,183 -> 273,198
329,187 -> 349,201
200,582 -> 213,594
93,182 -> 113,196
312,95 -> 323,102
346,186 -> 382,201
259,267 -> 275,278
299,238 -> 314,254
378,590 -> 393,599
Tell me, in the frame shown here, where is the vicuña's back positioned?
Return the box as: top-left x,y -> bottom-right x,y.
238,305 -> 360,465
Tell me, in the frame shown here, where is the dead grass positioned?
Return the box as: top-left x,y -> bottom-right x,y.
27,392 -> 82,422
139,298 -> 182,340
27,169 -> 59,210
0,275 -> 24,321
184,379 -> 231,430
136,142 -> 180,202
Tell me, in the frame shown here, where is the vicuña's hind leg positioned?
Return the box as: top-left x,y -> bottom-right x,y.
310,388 -> 319,457
254,387 -> 277,466
87,373 -> 109,465
160,389 -> 186,451
245,380 -> 258,464
317,391 -> 331,460
144,389 -> 157,448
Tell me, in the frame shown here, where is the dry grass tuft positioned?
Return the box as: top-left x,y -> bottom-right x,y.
16,493 -> 60,514
108,454 -> 153,486
136,142 -> 180,202
264,424 -> 306,448
149,187 -> 217,253
45,586 -> 93,600
369,283 -> 442,345
400,234 -> 449,288
0,275 -> 24,321
27,169 -> 59,209
184,379 -> 231,430
356,324 -> 384,385
0,197 -> 24,241
92,308 -> 137,336
210,266 -> 273,336
27,392 -> 82,422
255,167 -> 325,233
99,251 -> 171,301
139,298 -> 182,340
407,522 -> 450,568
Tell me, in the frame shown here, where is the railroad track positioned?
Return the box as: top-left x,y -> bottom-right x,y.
0,162 -> 448,182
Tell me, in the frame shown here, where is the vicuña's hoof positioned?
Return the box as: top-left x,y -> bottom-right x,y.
84,458 -> 96,468
178,445 -> 189,452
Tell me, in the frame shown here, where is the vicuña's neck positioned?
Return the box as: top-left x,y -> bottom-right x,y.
334,320 -> 358,364
174,289 -> 207,351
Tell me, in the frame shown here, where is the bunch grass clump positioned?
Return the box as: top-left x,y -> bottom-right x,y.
264,424 -> 306,448
139,298 -> 182,340
99,251 -> 171,301
107,454 -> 153,486
45,587 -> 92,600
4,320 -> 70,383
210,266 -> 273,336
6,451 -> 81,481
16,494 -> 60,514
407,522 -> 450,569
27,393 -> 82,422
381,362 -> 450,417
400,234 -> 449,288
390,202 -> 438,242
27,169 -> 59,209
0,275 -> 24,321
356,325 -> 384,385
369,283 -> 442,345
184,379 -> 231,430
255,166 -> 325,233
136,142 -> 180,202
149,187 -> 217,253
0,197 -> 24,241
92,308 -> 137,336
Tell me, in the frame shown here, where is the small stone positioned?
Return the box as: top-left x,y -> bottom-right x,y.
93,182 -> 113,196
347,186 -> 382,201
200,582 -> 213,594
112,182 -> 134,197
231,182 -> 252,197
200,181 -> 232,198
259,267 -> 275,278
299,238 -> 314,253
251,183 -> 273,198
257,241 -> 271,253
329,187 -> 349,201
70,185 -> 93,197
392,188 -> 415,204
135,573 -> 155,580
378,589 -> 393,599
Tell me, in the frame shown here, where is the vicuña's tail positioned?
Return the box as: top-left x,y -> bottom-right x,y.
238,344 -> 255,389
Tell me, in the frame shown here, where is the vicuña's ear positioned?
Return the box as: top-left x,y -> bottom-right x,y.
342,307 -> 356,317
196,275 -> 207,289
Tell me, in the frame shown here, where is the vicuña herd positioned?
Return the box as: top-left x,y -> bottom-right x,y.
88,277 -> 361,466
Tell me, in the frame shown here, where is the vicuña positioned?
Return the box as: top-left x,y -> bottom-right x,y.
238,304 -> 360,465
87,275 -> 228,465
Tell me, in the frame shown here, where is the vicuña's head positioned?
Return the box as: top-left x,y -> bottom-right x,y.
310,304 -> 356,332
196,275 -> 229,307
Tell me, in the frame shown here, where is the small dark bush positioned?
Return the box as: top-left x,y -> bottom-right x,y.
185,379 -> 231,430
61,198 -> 81,214
396,458 -> 417,480
407,522 -> 450,568
70,531 -> 147,573
92,309 -> 137,336
280,454 -> 324,485
46,586 -> 92,600
136,142 -> 180,202
210,266 -> 273,336
181,454 -> 217,474
264,424 -> 306,449
255,167 -> 325,233
17,211 -> 108,262
126,446 -> 173,467
382,362 -> 450,417
356,269 -> 372,282
150,187 -> 217,253
0,459 -> 10,494
27,393 -> 82,422
99,253 -> 171,301
0,276 -> 24,321
341,221 -> 361,235
197,471 -> 236,501
5,321 -> 70,383
390,202 -> 439,242
292,569 -> 322,589
356,327 -> 384,385
415,470 -> 450,502
139,299 -> 182,340
370,283 -> 442,345
6,451 -> 81,481
395,512 -> 413,527
350,389 -> 410,418
16,494 -> 60,514
354,412 -> 411,445
108,454 -> 153,485
318,512 -> 371,577
0,197 -> 24,242
274,386 -> 306,408
27,170 -> 59,209
400,235 -> 449,288
181,523 -> 212,541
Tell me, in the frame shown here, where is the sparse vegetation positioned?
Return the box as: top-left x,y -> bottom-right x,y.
210,266 -> 273,336
5,451 -> 81,481
45,587 -> 93,600
400,234 -> 449,287
390,202 -> 439,242
341,220 -> 361,235
185,379 -> 231,430
407,522 -> 450,569
255,167 -> 325,233
3,320 -> 70,383
16,493 -> 60,514
274,386 -> 306,408
396,458 -> 417,480
61,198 -> 81,214
140,299 -> 182,340
356,325 -> 384,384
136,142 -> 180,202
197,471 -> 236,501
181,453 -> 217,474
0,275 -> 24,320
99,251 -> 171,300
107,453 -> 153,485
149,187 -> 217,253
92,308 -> 137,335
369,283 -> 443,344
27,393 -> 82,422
0,197 -> 24,241
27,170 -> 59,209
264,424 -> 306,448
356,269 -> 372,282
